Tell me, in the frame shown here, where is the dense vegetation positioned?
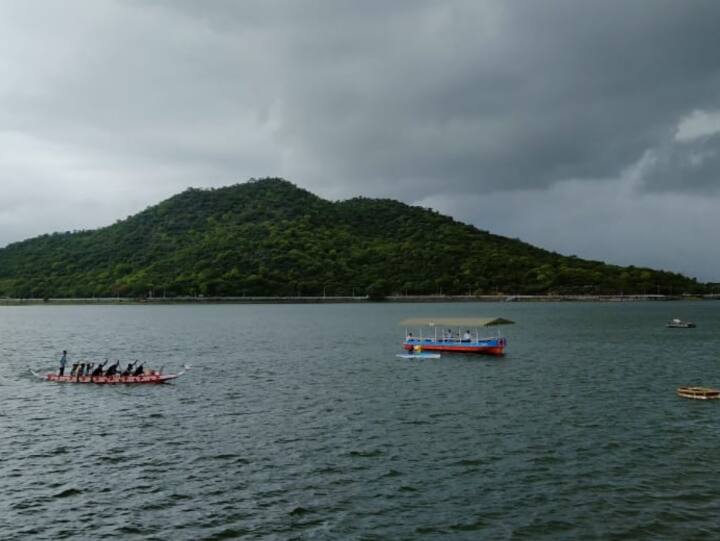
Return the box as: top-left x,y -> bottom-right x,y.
0,178 -> 705,298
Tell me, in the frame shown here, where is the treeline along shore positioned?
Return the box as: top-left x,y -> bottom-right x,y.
0,294 -> 717,306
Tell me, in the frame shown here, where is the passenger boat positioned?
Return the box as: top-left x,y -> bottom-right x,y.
401,317 -> 514,355
677,386 -> 720,400
32,367 -> 188,384
666,318 -> 696,328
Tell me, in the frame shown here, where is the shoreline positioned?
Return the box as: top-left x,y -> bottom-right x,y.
0,294 -> 714,306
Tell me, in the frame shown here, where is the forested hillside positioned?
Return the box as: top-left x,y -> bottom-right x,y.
0,178 -> 704,298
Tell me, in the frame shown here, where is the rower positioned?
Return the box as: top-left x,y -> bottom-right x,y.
132,363 -> 144,376
91,360 -> 108,378
121,362 -> 135,377
105,361 -> 120,377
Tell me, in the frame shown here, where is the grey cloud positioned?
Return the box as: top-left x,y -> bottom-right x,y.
5,0 -> 720,199
418,178 -> 718,281
638,135 -> 720,193
243,0 -> 720,197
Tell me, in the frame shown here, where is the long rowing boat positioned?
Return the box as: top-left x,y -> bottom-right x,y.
31,367 -> 188,384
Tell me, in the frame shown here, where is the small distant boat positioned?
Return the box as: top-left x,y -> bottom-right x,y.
677,386 -> 720,400
666,318 -> 696,328
401,317 -> 514,355
396,352 -> 442,359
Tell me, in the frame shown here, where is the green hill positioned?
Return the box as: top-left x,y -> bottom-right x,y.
0,178 -> 704,298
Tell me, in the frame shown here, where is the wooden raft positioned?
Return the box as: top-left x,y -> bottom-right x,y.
677,387 -> 720,400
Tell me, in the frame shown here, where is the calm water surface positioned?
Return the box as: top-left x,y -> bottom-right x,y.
2,302 -> 720,540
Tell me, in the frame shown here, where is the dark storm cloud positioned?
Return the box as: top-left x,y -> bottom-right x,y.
5,0 -> 720,197
149,0 -> 720,197
122,0 -> 720,197
2,0 -> 720,277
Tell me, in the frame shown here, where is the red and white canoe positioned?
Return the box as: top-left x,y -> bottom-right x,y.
32,368 -> 188,384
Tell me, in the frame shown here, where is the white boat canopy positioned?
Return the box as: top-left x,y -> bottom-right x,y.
400,317 -> 514,327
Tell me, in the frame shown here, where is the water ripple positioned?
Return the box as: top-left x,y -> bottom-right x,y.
3,302 -> 720,539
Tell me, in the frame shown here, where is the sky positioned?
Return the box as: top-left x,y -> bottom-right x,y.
2,1 -> 720,280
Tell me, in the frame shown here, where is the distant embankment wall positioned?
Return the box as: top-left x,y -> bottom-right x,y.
0,294 -> 707,305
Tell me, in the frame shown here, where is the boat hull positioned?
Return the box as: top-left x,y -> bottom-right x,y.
39,373 -> 179,384
677,386 -> 720,400
403,338 -> 506,355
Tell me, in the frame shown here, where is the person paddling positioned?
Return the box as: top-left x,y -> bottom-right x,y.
121,361 -> 135,377
105,360 -> 120,378
90,360 -> 108,380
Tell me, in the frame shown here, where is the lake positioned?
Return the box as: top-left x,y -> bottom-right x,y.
2,302 -> 720,540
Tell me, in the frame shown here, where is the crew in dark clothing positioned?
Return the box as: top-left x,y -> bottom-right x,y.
121,362 -> 135,377
91,361 -> 107,378
132,364 -> 144,376
106,360 -> 122,377
70,363 -> 79,376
